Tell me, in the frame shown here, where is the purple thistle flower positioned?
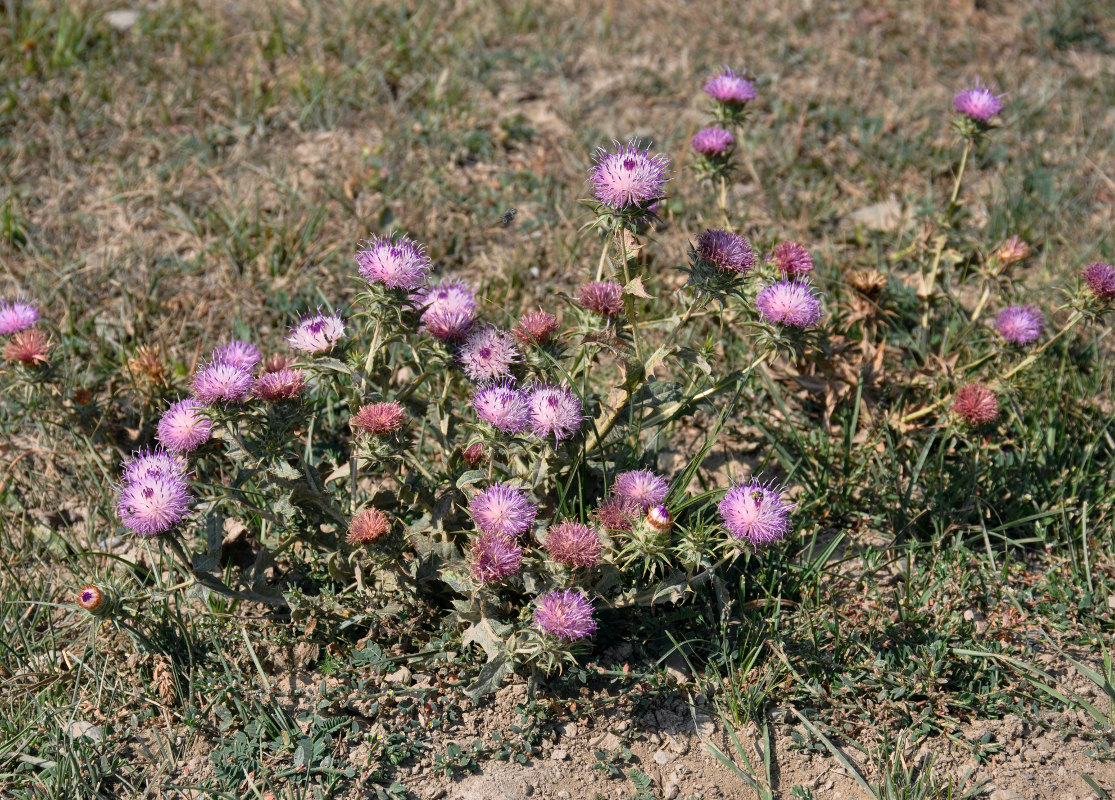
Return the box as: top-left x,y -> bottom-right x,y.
356,233 -> 430,291
528,384 -> 583,443
690,127 -> 735,157
191,360 -> 254,405
696,230 -> 755,274
952,384 -> 999,426
718,480 -> 793,549
287,311 -> 345,354
995,305 -> 1044,346
417,279 -> 477,342
544,521 -> 603,569
469,531 -> 523,585
459,326 -> 519,381
117,471 -> 191,537
0,298 -> 39,335
513,309 -> 560,346
613,469 -> 669,510
533,589 -> 597,641
156,399 -> 212,454
595,496 -> 640,532
122,447 -> 186,484
953,81 -> 1004,123
469,483 -> 538,538
755,280 -> 823,328
211,340 -> 261,371
578,281 -> 625,317
254,368 -> 306,401
589,139 -> 670,211
1084,262 -> 1115,302
703,68 -> 757,105
472,379 -> 531,435
351,401 -> 407,435
769,241 -> 814,276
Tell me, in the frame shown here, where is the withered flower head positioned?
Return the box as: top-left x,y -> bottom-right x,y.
128,344 -> 168,390
4,329 -> 51,366
848,269 -> 888,297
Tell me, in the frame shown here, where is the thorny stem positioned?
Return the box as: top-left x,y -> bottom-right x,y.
618,229 -> 644,364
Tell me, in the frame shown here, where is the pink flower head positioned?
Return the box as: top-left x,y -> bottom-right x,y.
462,442 -> 485,467
122,447 -> 186,484
347,508 -> 392,546
613,469 -> 669,510
254,368 -> 306,402
351,400 -> 407,435
995,305 -> 1043,346
718,480 -> 793,549
287,311 -> 345,354
533,589 -> 597,641
589,139 -> 670,211
595,496 -> 640,532
417,279 -> 477,342
1084,262 -> 1115,302
459,326 -> 519,381
528,384 -> 583,443
703,68 -> 757,105
513,309 -> 559,346
356,233 -> 430,291
117,471 -> 191,537
578,281 -> 624,317
3,329 -> 51,365
696,230 -> 755,274
755,280 -> 823,328
211,340 -> 261,371
469,531 -> 523,585
952,384 -> 999,426
469,483 -> 537,538
690,127 -> 734,157
191,360 -> 253,405
472,379 -> 531,435
953,81 -> 1004,123
0,297 -> 38,335
769,241 -> 814,276
544,521 -> 603,569
156,399 -> 212,454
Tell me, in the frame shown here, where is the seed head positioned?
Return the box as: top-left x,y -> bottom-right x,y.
848,269 -> 888,297
1083,262 -> 1115,302
254,368 -> 306,402
128,344 -> 168,388
3,328 -> 51,365
416,279 -> 477,342
469,483 -> 537,538
472,379 -> 531,435
513,309 -> 559,346
459,326 -> 519,382
287,311 -> 345,354
533,589 -> 597,641
544,521 -> 603,569
696,230 -> 755,274
994,305 -> 1043,346
589,139 -> 670,211
768,241 -> 814,276
577,281 -> 625,317
952,383 -> 999,426
351,400 -> 407,435
690,127 -> 735,157
528,384 -> 583,443
0,297 -> 38,335
117,471 -> 191,537
356,233 -> 430,291
469,531 -> 523,585
755,280 -> 823,328
211,340 -> 262,371
613,469 -> 669,510
347,508 -> 392,546
718,480 -> 793,549
191,360 -> 253,404
157,399 -> 212,454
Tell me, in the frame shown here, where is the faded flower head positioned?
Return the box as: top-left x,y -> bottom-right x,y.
262,353 -> 296,374
191,360 -> 253,405
513,309 -> 559,346
347,508 -> 392,546
469,531 -> 523,585
719,480 -> 793,549
696,230 -> 755,274
287,311 -> 345,354
755,280 -> 823,328
995,305 -> 1044,346
3,328 -> 51,365
952,383 -> 999,426
122,446 -> 186,484
254,368 -> 306,402
848,269 -> 888,297
589,139 -> 670,211
351,400 -> 407,435
462,442 -> 485,467
995,236 -> 1031,268
472,379 -> 531,435
595,496 -> 640,532
544,521 -> 603,569
356,233 -> 430,291
533,589 -> 597,641
117,471 -> 191,537
953,81 -> 1004,123
157,399 -> 212,454
0,297 -> 38,335
417,279 -> 477,342
127,344 -> 167,388
613,469 -> 669,510
577,281 -> 624,317
769,241 -> 814,276
469,483 -> 537,538
211,340 -> 261,371
528,384 -> 583,443
690,127 -> 734,157
459,326 -> 519,382
1083,262 -> 1115,302
703,68 -> 757,105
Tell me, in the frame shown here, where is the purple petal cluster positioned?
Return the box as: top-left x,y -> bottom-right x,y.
472,379 -> 531,434
191,360 -> 254,405
589,140 -> 670,211
953,82 -> 1004,123
578,281 -> 625,317
470,531 -> 523,585
122,447 -> 186,484
211,340 -> 261,371
117,447 -> 191,537
459,326 -> 519,381
469,483 -> 537,538
696,230 -> 755,274
718,480 -> 793,549
755,280 -> 822,328
357,233 -> 430,291
0,297 -> 38,335
994,305 -> 1044,346
613,469 -> 669,510
544,521 -> 603,569
769,241 -> 814,276
703,68 -> 757,105
690,127 -> 734,157
157,399 -> 212,454
1084,262 -> 1115,301
254,368 -> 306,401
533,589 -> 597,641
528,384 -> 583,443
513,309 -> 559,346
288,311 -> 346,354
417,279 -> 477,342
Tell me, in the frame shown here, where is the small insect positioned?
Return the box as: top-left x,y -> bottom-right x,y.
499,208 -> 518,226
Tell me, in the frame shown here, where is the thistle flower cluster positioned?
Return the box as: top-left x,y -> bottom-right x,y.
1,295 -> 50,366
692,67 -> 755,181
589,140 -> 670,231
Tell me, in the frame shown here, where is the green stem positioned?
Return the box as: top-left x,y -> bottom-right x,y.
949,138 -> 972,210
618,230 -> 643,364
